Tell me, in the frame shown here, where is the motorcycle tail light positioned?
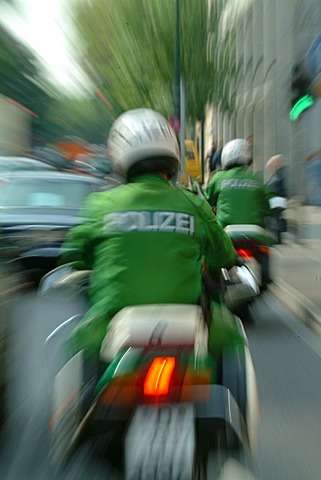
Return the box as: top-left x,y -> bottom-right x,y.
236,248 -> 253,259
144,357 -> 176,396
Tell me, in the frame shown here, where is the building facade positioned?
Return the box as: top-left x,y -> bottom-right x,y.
207,0 -> 321,205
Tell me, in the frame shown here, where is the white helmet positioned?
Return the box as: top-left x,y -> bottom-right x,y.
108,108 -> 180,178
221,139 -> 250,169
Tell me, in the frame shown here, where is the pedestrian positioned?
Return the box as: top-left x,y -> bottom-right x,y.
265,154 -> 288,198
206,141 -> 217,174
210,139 -> 224,172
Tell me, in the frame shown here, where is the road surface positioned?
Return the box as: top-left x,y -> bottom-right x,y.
1,289 -> 321,479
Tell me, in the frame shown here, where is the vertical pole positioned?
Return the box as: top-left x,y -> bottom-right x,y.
180,77 -> 186,172
174,0 -> 181,121
201,113 -> 205,184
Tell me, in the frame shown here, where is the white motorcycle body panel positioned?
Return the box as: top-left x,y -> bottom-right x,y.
50,350 -> 84,465
100,304 -> 208,363
245,346 -> 260,457
224,224 -> 268,237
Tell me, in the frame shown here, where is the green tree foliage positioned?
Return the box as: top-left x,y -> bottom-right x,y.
0,24 -> 58,144
0,18 -> 110,145
207,0 -> 235,113
180,0 -> 212,119
74,0 -> 174,115
0,25 -> 50,117
44,94 -> 112,144
72,0 -> 220,121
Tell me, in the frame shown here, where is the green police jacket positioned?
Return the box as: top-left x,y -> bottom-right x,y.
205,167 -> 271,228
60,175 -> 237,356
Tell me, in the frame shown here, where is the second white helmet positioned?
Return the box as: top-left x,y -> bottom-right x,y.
108,108 -> 180,178
221,139 -> 250,169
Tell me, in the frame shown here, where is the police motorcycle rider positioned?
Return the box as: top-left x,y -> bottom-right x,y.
60,109 -> 244,373
205,138 -> 274,289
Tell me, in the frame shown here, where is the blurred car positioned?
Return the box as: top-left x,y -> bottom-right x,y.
0,262 -> 9,427
72,153 -> 113,178
30,147 -> 69,170
0,156 -> 55,174
0,262 -> 25,427
91,153 -> 113,177
0,171 -> 105,280
0,164 -> 59,427
71,159 -> 98,176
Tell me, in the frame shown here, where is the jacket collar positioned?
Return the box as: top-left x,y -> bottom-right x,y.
130,174 -> 171,186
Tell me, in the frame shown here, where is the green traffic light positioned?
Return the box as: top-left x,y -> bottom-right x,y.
289,94 -> 314,121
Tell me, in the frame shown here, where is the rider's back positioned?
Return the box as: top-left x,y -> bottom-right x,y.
206,166 -> 270,228
61,110 -> 236,357
85,174 -> 207,313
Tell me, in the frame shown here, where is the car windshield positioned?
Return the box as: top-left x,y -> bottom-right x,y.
0,178 -> 94,208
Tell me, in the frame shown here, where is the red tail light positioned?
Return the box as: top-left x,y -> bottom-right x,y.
144,357 -> 176,396
236,248 -> 253,260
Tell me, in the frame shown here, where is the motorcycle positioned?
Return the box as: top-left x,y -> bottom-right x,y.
39,265 -> 260,479
224,224 -> 276,295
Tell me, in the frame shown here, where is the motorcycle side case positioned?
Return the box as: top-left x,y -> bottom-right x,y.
223,265 -> 260,310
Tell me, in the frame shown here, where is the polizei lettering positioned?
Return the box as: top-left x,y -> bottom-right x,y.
221,179 -> 259,190
104,211 -> 195,236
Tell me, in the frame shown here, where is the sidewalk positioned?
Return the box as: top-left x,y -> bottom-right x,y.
269,205 -> 321,334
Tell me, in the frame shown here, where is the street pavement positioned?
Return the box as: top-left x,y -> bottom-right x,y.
2,206 -> 321,480
269,204 -> 321,334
